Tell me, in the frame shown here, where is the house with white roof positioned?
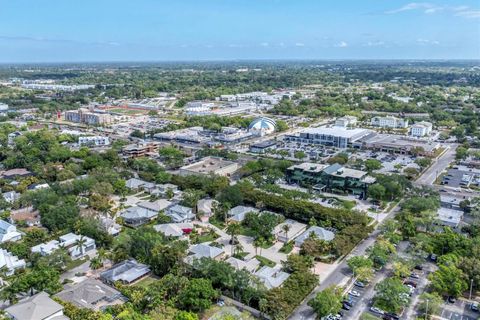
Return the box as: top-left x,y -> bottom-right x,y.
59,233 -> 96,260
0,248 -> 26,276
0,219 -> 22,243
226,257 -> 260,273
254,266 -> 290,289
100,259 -> 151,285
31,240 -> 61,256
2,191 -> 20,204
165,204 -> 195,223
294,226 -> 335,247
274,219 -> 307,243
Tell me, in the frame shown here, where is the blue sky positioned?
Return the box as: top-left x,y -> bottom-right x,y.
0,0 -> 479,62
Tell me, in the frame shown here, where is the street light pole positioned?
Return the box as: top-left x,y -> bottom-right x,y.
469,278 -> 474,301
425,299 -> 429,320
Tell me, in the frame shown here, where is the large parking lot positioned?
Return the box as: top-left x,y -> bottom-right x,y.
439,300 -> 479,320
355,151 -> 420,175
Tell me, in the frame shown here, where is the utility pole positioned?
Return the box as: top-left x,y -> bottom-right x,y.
469,278 -> 474,301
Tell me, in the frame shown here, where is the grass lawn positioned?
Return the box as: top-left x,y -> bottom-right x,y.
255,255 -> 276,267
66,257 -> 88,270
209,218 -> 226,230
134,275 -> 159,288
360,313 -> 381,320
279,241 -> 294,254
190,232 -> 219,244
232,252 -> 249,260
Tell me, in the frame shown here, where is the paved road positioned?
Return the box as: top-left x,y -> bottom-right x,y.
415,144 -> 457,186
288,204 -> 402,320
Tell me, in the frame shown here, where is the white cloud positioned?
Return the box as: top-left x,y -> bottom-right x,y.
364,41 -> 385,47
335,41 -> 348,48
260,42 -> 269,47
386,2 -> 443,14
455,9 -> 480,18
416,38 -> 440,45
385,2 -> 480,19
295,42 -> 305,47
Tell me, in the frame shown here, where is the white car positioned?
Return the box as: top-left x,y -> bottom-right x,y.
349,290 -> 361,297
370,307 -> 384,315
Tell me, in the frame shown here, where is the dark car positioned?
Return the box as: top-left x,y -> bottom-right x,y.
414,265 -> 423,270
343,300 -> 353,307
354,280 -> 366,288
383,313 -> 400,320
342,303 -> 351,310
404,281 -> 417,288
448,296 -> 456,303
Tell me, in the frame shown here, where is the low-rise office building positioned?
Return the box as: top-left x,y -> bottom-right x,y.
370,116 -> 408,129
285,127 -> 373,149
78,136 -> 110,147
335,116 -> 358,128
179,157 -> 239,177
410,121 -> 433,137
286,162 -> 375,197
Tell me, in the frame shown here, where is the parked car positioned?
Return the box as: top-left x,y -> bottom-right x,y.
354,280 -> 366,288
342,303 -> 351,310
448,296 -> 456,303
410,273 -> 420,279
471,303 -> 479,312
370,307 -> 385,315
383,312 -> 400,320
414,265 -> 424,270
343,300 -> 353,307
404,281 -> 417,288
349,290 -> 361,297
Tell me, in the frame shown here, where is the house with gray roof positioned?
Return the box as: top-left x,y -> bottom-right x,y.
227,205 -> 258,222
120,206 -> 159,227
55,279 -> 126,311
186,244 -> 225,264
165,204 -> 195,223
254,266 -> 290,289
125,178 -> 154,191
100,259 -> 151,285
137,199 -> 172,213
5,291 -> 69,320
153,223 -> 193,238
2,191 -> 20,204
294,226 -> 335,247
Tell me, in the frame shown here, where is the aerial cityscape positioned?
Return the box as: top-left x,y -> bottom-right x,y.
0,1 -> 479,320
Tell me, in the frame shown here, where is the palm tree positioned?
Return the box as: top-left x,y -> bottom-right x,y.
226,223 -> 241,255
90,257 -> 102,270
75,236 -> 87,258
282,224 -> 291,242
253,239 -> 260,256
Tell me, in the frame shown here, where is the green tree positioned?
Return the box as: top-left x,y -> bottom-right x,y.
373,278 -> 410,314
308,286 -> 342,319
418,292 -> 443,319
368,184 -> 386,201
364,159 -> 382,172
429,264 -> 468,298
177,278 -> 218,312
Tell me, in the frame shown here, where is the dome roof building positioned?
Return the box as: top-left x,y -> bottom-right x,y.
248,117 -> 276,136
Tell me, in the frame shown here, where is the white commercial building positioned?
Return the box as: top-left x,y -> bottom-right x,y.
78,136 -> 110,147
410,121 -> 433,137
370,116 -> 408,129
335,116 -> 357,128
